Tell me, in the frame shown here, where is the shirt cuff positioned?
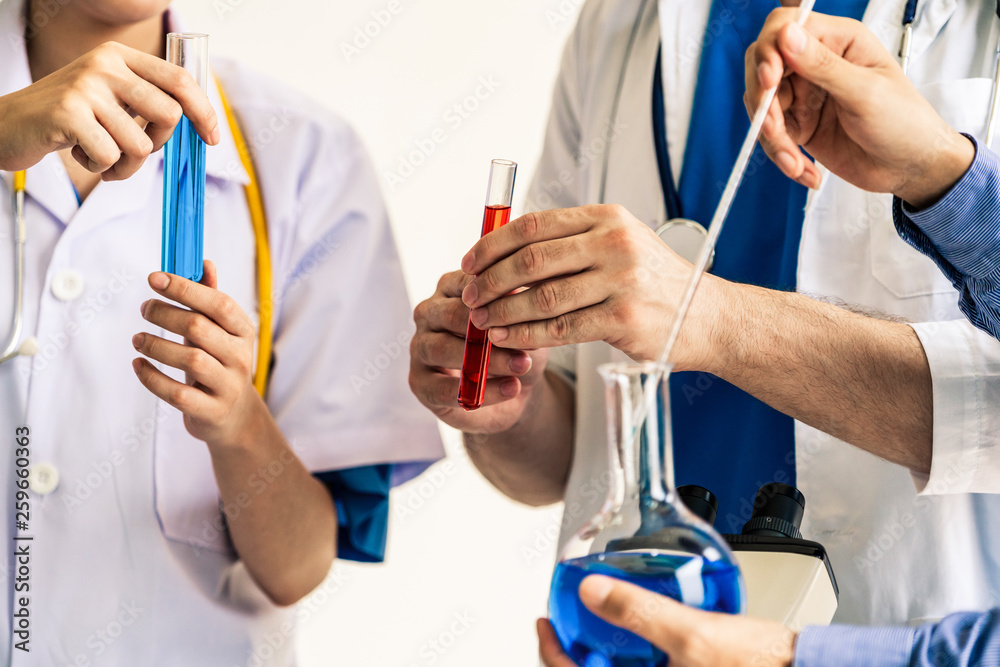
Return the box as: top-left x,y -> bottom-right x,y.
793,625 -> 917,667
909,319 -> 1000,495
316,464 -> 391,563
896,135 -> 1000,279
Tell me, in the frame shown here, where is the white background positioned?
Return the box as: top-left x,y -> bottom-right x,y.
173,0 -> 582,665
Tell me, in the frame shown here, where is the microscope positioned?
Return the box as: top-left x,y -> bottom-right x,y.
679,483 -> 839,627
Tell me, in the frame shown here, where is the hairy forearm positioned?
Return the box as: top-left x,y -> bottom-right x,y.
208,411 -> 337,606
464,371 -> 575,506
707,283 -> 933,474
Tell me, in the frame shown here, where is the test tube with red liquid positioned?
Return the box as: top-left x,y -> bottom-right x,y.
458,159 -> 517,411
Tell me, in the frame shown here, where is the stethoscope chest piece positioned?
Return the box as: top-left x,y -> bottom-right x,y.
656,218 -> 715,270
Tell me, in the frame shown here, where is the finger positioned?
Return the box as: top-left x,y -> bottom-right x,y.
471,272 -> 606,330
111,72 -> 185,150
777,20 -> 870,104
461,208 -> 599,276
140,298 -> 234,362
579,575 -> 694,654
94,103 -> 153,181
201,260 -> 218,289
119,48 -> 220,145
435,270 -> 471,298
411,367 -> 521,409
537,619 -> 576,667
415,295 -> 471,336
488,303 -> 611,351
70,117 -> 122,172
745,8 -> 799,108
412,330 -> 532,376
132,332 -> 225,391
757,92 -> 823,188
147,272 -> 254,338
132,357 -> 211,416
463,235 -> 591,308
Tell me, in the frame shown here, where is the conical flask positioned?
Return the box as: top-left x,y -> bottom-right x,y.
548,361 -> 745,666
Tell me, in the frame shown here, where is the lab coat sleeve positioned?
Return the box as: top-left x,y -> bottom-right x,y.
526,9 -> 592,385
254,107 -> 444,559
524,4 -> 589,213
893,136 -> 1000,340
793,609 -> 1000,667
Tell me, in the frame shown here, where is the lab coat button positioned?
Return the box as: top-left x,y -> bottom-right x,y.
28,463 -> 59,495
52,269 -> 85,301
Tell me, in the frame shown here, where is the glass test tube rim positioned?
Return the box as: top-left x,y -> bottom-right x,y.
166,32 -> 209,92
485,160 -> 517,207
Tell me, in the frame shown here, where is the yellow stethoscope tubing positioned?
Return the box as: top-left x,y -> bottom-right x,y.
214,77 -> 273,397
6,79 -> 274,397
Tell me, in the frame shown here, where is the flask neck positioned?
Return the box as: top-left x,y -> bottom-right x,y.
601,362 -> 679,533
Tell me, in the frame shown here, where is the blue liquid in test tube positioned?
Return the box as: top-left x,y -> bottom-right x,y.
162,33 -> 209,282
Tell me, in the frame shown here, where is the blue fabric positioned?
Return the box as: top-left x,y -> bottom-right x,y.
314,464 -> 392,563
893,135 -> 1000,341
667,0 -> 868,532
793,610 -> 1000,666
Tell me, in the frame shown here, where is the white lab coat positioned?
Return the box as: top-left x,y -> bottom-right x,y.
0,1 -> 444,664
532,0 -> 1000,626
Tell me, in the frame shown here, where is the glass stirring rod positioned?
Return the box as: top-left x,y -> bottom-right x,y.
632,0 -> 818,434
458,159 -> 517,411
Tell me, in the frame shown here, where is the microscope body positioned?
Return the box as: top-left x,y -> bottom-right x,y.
680,483 -> 840,627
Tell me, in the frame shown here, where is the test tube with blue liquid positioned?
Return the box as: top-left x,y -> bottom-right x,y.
162,33 -> 208,282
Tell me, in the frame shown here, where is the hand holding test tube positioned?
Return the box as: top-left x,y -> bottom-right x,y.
162,33 -> 209,283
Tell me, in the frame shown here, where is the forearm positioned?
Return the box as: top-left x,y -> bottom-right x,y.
707,282 -> 932,474
208,409 -> 337,607
464,370 -> 575,506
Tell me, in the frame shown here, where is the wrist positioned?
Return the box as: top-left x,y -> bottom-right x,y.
680,275 -> 738,375
206,392 -> 273,453
898,131 -> 975,210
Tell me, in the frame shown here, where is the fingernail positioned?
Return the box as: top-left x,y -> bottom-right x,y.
131,333 -> 145,350
462,282 -> 479,307
131,358 -> 142,374
461,251 -> 475,274
211,127 -> 221,145
470,307 -> 487,328
509,353 -> 532,374
776,151 -> 798,174
499,378 -> 519,396
149,272 -> 170,290
490,327 -> 508,343
787,23 -> 807,53
140,300 -> 150,317
580,575 -> 615,605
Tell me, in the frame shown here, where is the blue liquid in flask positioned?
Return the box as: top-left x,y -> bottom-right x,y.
162,114 -> 206,282
549,551 -> 743,667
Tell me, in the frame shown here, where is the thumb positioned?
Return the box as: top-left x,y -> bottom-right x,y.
200,259 -> 218,289
579,575 -> 696,653
778,21 -> 866,104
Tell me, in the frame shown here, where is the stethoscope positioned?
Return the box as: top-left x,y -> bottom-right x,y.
0,79 -> 275,397
899,0 -> 1000,146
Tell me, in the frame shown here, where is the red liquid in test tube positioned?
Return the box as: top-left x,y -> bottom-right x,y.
458,160 -> 517,411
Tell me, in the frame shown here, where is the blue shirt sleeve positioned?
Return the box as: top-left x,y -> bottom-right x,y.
892,134 -> 1000,340
794,610 -> 1000,666
314,465 -> 392,563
